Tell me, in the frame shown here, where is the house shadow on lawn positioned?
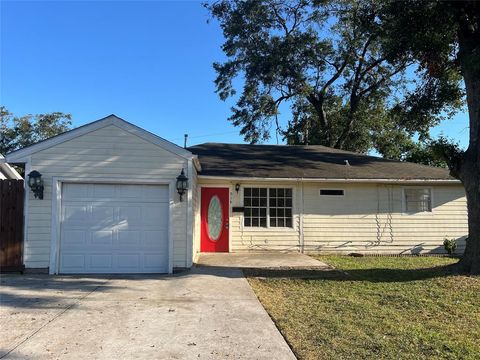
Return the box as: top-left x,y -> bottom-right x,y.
243,263 -> 462,283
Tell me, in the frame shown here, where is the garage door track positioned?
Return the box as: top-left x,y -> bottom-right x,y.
0,267 -> 295,359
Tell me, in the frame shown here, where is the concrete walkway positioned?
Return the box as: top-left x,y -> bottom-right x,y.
196,251 -> 331,269
0,268 -> 296,359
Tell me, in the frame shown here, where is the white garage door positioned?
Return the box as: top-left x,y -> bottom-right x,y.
59,183 -> 169,274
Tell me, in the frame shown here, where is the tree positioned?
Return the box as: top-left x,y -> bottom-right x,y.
205,0 -> 462,156
375,0 -> 480,274
0,106 -> 72,155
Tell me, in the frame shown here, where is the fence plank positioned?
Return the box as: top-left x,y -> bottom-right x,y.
0,179 -> 25,272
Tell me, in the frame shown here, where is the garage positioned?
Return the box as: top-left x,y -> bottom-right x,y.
59,183 -> 170,274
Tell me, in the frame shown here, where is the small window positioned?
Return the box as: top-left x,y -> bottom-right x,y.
320,189 -> 344,196
404,188 -> 432,212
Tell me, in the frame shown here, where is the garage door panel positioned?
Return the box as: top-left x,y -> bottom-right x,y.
61,254 -> 85,270
60,183 -> 169,274
89,254 -> 112,269
119,206 -> 142,224
118,231 -> 141,246
62,230 -> 86,245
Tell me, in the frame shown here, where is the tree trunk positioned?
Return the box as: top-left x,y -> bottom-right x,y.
457,8 -> 480,273
459,173 -> 480,274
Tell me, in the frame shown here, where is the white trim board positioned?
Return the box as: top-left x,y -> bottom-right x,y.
48,177 -> 175,274
6,114 -> 194,162
197,175 -> 461,184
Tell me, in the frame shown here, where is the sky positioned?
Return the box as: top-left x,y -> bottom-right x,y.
0,0 -> 470,150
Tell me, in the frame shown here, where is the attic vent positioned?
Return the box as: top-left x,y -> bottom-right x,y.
320,189 -> 345,196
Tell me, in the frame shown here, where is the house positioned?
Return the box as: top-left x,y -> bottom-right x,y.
0,155 -> 23,180
5,115 -> 468,274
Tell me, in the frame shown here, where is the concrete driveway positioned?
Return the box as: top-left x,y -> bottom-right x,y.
0,267 -> 296,359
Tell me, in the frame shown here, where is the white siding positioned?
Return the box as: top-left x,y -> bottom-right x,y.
196,179 -> 468,255
25,124 -> 189,269
302,183 -> 468,254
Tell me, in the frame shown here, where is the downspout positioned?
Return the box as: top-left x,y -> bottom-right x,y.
299,180 -> 305,253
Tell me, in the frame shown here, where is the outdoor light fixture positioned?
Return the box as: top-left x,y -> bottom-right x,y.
176,168 -> 189,201
235,183 -> 240,193
27,170 -> 44,199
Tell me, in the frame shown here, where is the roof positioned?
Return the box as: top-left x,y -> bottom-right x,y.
188,143 -> 456,181
6,114 -> 194,162
0,155 -> 23,180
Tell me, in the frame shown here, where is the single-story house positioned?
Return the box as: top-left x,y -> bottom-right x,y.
5,115 -> 468,274
0,155 -> 23,180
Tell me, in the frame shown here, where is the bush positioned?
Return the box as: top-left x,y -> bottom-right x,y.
443,238 -> 457,255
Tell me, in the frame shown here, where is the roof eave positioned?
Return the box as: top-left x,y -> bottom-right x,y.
197,175 -> 460,184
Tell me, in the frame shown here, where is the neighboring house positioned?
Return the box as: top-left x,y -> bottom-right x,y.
0,155 -> 23,180
5,115 -> 468,274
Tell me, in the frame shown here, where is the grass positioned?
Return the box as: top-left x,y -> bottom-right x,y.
246,256 -> 480,360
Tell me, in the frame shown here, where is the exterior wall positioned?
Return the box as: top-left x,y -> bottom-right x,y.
197,179 -> 303,252
303,183 -> 468,254
196,178 -> 468,255
25,124 -> 190,270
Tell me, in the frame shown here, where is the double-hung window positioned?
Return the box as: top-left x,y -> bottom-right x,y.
244,187 -> 293,228
404,188 -> 432,212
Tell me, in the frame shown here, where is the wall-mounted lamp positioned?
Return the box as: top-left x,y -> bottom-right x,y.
27,170 -> 44,199
176,168 -> 189,202
235,183 -> 240,193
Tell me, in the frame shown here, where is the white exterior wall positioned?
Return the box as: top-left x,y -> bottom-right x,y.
303,183 -> 468,254
197,179 -> 468,255
25,124 -> 190,269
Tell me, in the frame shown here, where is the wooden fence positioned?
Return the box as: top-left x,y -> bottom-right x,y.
0,179 -> 25,272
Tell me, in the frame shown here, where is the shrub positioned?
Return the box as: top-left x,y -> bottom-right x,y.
443,238 -> 457,256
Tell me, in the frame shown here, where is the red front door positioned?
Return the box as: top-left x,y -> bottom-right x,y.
201,187 -> 229,252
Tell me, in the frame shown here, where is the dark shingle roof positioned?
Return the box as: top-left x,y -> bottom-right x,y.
188,143 -> 454,180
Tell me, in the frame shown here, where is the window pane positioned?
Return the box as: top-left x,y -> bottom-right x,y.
244,218 -> 251,227
268,187 -> 293,228
244,198 -> 251,206
252,198 -> 259,206
252,218 -> 259,227
252,208 -> 259,216
260,188 -> 267,197
260,217 -> 267,227
252,188 -> 259,196
244,188 -> 251,196
260,197 -> 267,207
260,208 -> 267,217
405,189 -> 432,212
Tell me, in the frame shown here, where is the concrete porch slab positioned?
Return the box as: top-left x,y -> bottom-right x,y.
196,252 -> 331,269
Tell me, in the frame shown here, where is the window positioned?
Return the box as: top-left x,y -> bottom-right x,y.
244,187 -> 293,228
320,189 -> 344,196
404,188 -> 432,212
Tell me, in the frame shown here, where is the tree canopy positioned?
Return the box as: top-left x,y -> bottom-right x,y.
206,0 -> 464,160
0,106 -> 72,155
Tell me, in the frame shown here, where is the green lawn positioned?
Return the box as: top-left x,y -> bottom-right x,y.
246,256 -> 480,360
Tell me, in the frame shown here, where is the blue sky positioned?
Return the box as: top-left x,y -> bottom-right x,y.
1,0 -> 470,149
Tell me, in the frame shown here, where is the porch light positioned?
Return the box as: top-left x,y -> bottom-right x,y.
235,183 -> 240,193
176,168 -> 189,201
27,170 -> 44,199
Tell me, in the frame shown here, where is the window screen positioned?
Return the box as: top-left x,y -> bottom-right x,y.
404,188 -> 432,212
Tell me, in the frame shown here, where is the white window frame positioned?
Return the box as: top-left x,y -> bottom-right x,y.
402,187 -> 434,214
242,186 -> 295,230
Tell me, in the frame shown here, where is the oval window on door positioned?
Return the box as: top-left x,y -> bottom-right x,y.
208,195 -> 222,241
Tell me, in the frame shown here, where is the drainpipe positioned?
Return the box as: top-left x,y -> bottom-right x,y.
299,179 -> 305,253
